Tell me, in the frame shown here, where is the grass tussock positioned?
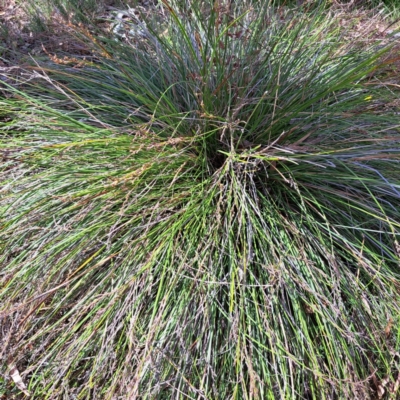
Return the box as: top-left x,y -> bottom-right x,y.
1,0 -> 400,398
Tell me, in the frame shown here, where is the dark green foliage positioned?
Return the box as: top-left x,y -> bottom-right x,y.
1,1 -> 399,398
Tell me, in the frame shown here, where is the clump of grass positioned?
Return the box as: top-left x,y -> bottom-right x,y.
1,0 -> 400,398
24,0 -> 107,26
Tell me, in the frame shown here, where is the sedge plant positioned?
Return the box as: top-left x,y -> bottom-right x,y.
1,0 -> 400,398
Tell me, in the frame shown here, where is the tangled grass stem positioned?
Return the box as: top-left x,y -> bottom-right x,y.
1,0 -> 400,398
